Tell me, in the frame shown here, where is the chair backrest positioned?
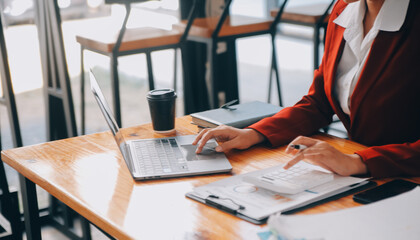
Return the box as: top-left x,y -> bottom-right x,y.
0,12 -> 24,240
0,13 -> 22,149
179,0 -> 200,43
111,0 -> 199,53
270,0 -> 290,32
34,0 -> 77,140
211,0 -> 233,38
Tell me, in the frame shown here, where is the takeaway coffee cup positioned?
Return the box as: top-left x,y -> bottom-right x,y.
147,89 -> 177,133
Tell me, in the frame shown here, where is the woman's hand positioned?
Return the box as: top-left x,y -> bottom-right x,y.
284,136 -> 368,176
192,125 -> 265,154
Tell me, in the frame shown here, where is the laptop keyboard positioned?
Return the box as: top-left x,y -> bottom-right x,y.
133,138 -> 188,175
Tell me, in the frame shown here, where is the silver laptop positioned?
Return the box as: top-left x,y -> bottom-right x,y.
89,70 -> 232,180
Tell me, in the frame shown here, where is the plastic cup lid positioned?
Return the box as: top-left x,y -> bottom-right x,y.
147,89 -> 176,100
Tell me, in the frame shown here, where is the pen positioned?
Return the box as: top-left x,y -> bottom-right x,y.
289,144 -> 308,150
205,198 -> 238,214
220,99 -> 238,111
190,122 -> 212,129
205,194 -> 245,214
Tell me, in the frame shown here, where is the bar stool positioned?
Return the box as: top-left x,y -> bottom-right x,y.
271,0 -> 336,70
77,0 -> 198,134
0,14 -> 23,240
174,0 -> 289,109
33,1 -> 98,238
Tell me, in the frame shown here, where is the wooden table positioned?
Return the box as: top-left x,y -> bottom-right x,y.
2,116 -> 417,239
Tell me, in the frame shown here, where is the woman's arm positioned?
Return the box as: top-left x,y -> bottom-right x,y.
248,66 -> 335,147
356,140 -> 420,177
248,1 -> 348,147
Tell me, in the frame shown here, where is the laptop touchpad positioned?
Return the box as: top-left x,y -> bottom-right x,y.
180,142 -> 218,161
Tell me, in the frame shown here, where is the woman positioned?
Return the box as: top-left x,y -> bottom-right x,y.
193,0 -> 420,178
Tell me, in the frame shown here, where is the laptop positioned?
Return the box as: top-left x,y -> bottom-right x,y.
89,70 -> 232,180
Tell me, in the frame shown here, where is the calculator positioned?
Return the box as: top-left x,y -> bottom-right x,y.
243,163 -> 334,195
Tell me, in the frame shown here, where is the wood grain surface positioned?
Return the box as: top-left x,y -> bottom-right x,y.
76,27 -> 182,53
2,116 -> 418,239
174,15 -> 272,38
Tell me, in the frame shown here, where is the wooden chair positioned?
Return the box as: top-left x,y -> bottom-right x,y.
271,0 -> 336,70
174,0 -> 289,108
0,14 -> 23,240
76,0 -> 198,134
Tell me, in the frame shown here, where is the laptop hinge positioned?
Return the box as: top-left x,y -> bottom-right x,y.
120,143 -> 136,174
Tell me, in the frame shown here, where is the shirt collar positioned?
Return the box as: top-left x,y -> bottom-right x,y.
333,0 -> 364,30
334,0 -> 410,32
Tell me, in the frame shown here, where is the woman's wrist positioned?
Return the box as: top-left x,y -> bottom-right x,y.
245,128 -> 265,145
349,153 -> 368,175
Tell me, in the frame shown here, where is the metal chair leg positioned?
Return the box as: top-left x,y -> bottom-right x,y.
62,206 -> 74,228
110,53 -> 122,127
179,43 -> 195,114
313,25 -> 321,70
19,174 -> 42,240
9,190 -> 22,240
269,35 -> 282,106
81,217 -> 92,240
49,196 -> 74,228
145,51 -> 155,90
0,162 -> 22,240
173,48 -> 178,91
0,14 -> 24,239
267,58 -> 273,103
206,40 -> 218,109
224,40 -> 239,103
80,47 -> 86,135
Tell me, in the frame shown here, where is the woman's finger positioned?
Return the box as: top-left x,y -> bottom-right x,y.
195,128 -> 233,153
285,136 -> 319,153
283,152 -> 305,169
192,128 -> 209,145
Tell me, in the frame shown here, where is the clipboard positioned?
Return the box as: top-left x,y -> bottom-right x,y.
186,192 -> 266,224
185,165 -> 376,225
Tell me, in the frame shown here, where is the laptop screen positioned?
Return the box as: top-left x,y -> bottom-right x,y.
89,70 -> 125,147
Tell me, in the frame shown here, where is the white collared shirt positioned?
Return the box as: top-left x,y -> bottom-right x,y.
333,0 -> 410,115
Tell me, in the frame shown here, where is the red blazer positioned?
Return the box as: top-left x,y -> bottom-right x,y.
249,0 -> 420,178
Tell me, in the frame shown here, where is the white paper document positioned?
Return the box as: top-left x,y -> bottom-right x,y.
187,162 -> 368,222
267,187 -> 420,240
